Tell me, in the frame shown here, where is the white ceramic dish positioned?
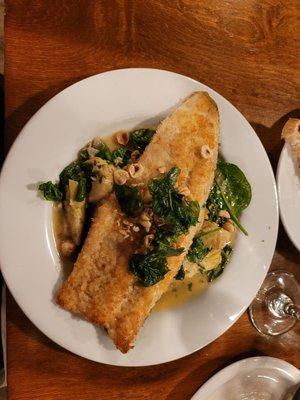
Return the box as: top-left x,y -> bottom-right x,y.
277,143 -> 300,251
191,356 -> 300,399
0,68 -> 278,366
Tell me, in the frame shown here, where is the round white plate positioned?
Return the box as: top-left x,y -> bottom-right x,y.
277,143 -> 300,251
0,68 -> 278,366
191,356 -> 300,399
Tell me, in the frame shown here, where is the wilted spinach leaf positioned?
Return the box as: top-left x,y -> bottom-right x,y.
149,167 -> 200,236
114,184 -> 143,217
187,237 -> 209,264
38,181 -> 63,201
58,161 -> 91,201
207,245 -> 232,282
207,161 -> 251,235
129,128 -> 155,152
95,141 -> 113,162
78,149 -> 89,162
111,147 -> 132,167
175,265 -> 185,280
130,245 -> 183,286
75,176 -> 90,202
59,162 -> 82,189
95,140 -> 131,167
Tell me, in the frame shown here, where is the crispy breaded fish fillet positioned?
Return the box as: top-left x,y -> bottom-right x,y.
57,92 -> 220,353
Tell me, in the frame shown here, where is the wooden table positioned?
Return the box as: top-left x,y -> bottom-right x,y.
4,1 -> 300,399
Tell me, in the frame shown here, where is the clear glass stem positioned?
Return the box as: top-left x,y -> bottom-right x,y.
284,303 -> 300,320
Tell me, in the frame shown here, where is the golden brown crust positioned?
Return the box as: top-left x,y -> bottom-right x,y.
57,92 -> 220,353
281,118 -> 300,159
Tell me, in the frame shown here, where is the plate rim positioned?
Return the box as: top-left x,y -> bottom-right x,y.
0,68 -> 279,366
191,356 -> 300,399
276,143 -> 300,251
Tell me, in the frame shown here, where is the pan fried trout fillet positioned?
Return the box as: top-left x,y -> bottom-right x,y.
57,92 -> 220,353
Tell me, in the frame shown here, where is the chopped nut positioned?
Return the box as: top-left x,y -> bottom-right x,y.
218,210 -> 230,219
141,186 -> 152,203
113,169 -> 129,185
128,163 -> 144,179
133,226 -> 140,232
223,220 -> 235,232
144,234 -> 155,248
116,130 -> 130,145
60,240 -> 76,258
158,166 -> 166,174
139,211 -> 152,232
201,144 -> 212,159
131,150 -> 141,162
179,186 -> 191,198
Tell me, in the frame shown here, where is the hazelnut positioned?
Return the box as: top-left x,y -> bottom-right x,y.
223,220 -> 235,232
113,169 -> 129,185
60,240 -> 76,258
131,150 -> 141,162
218,210 -> 230,219
128,163 -> 144,179
116,130 -> 129,146
144,234 -> 155,248
201,144 -> 212,159
179,186 -> 191,198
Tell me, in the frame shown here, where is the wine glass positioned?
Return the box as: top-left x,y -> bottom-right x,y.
249,270 -> 300,335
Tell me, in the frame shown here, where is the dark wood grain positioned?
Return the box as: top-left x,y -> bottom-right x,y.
4,1 -> 300,399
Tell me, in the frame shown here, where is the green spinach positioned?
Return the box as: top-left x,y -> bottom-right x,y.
114,184 -> 143,217
207,245 -> 232,282
58,161 -> 91,201
130,245 -> 183,286
111,147 -> 132,167
95,140 -> 131,167
38,181 -> 63,201
129,128 -> 155,152
149,167 -> 200,236
208,161 -> 251,235
187,236 -> 209,264
175,265 -> 185,280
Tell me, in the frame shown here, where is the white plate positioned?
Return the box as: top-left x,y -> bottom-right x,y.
0,68 -> 278,366
277,144 -> 300,251
191,356 -> 300,399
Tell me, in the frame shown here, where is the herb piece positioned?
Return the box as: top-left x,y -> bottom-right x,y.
95,140 -> 132,167
188,283 -> 193,291
149,167 -> 200,236
130,245 -> 183,287
75,176 -> 89,202
175,265 -> 185,280
129,128 -> 155,151
207,161 -> 251,234
95,141 -> 113,162
38,181 -> 63,201
58,161 -> 92,201
187,237 -> 210,264
207,245 -> 232,282
111,147 -> 132,167
114,184 -> 143,217
59,162 -> 82,189
78,149 -> 89,162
